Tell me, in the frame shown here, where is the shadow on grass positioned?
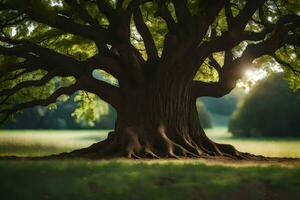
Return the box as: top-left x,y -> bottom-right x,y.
0,160 -> 299,200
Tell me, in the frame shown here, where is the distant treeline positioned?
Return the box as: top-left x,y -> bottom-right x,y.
2,97 -> 117,130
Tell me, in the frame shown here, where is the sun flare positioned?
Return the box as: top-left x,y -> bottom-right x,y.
237,68 -> 268,93
244,69 -> 268,82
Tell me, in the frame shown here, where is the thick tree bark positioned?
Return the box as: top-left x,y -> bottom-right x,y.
65,76 -> 249,159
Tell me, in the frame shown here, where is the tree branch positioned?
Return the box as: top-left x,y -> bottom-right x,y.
0,83 -> 80,115
117,0 -> 125,10
194,24 -> 299,98
156,2 -> 177,33
195,0 -> 225,44
171,0 -> 191,25
0,36 -> 84,77
80,76 -> 121,110
133,6 -> 158,61
0,67 -> 37,85
1,1 -> 109,43
84,54 -> 123,80
0,72 -> 55,98
0,60 -> 39,78
95,0 -> 116,20
272,53 -> 300,74
208,55 -> 221,73
231,0 -> 267,31
192,81 -> 234,98
65,0 -> 101,27
195,13 -> 300,70
224,0 -> 234,29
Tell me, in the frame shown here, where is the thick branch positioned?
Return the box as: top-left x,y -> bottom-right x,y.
133,7 -> 158,61
208,55 -> 221,73
199,29 -> 270,55
224,0 -> 234,29
194,28 -> 299,98
195,0 -> 225,44
1,1 -> 108,43
85,54 -> 123,80
80,76 -> 121,110
192,81 -> 234,98
156,2 -> 177,33
195,13 -> 300,72
286,34 -> 300,46
0,45 -> 36,59
231,0 -> 267,31
117,0 -> 125,10
171,0 -> 191,25
0,36 -> 84,77
0,60 -> 39,78
0,66 -> 38,85
95,0 -> 116,20
0,72 -> 55,98
65,0 -> 101,27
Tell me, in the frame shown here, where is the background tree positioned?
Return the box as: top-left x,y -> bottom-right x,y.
196,100 -> 212,129
0,0 -> 299,159
2,97 -> 116,129
229,74 -> 300,137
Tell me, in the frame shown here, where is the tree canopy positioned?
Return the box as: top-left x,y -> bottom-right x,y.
0,0 -> 299,122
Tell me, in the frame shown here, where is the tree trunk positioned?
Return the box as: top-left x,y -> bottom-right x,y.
67,77 -> 248,159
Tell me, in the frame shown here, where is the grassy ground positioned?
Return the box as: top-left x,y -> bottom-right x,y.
0,128 -> 300,157
0,130 -> 106,157
208,128 -> 300,158
0,160 -> 300,200
0,128 -> 300,200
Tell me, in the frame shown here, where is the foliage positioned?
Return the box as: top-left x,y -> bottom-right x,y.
201,93 -> 239,116
196,100 -> 212,128
72,91 -> 109,126
0,0 -> 299,129
229,74 -> 300,137
2,95 -> 117,129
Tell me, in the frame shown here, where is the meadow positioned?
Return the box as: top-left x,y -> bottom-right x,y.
0,128 -> 299,157
0,128 -> 300,200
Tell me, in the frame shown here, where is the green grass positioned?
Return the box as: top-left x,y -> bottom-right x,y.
1,128 -> 300,157
0,130 -> 107,156
0,160 -> 300,200
0,129 -> 300,199
207,128 -> 300,158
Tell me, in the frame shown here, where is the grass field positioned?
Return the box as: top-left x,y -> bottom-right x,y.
0,128 -> 300,200
0,128 -> 299,157
0,130 -> 106,157
0,160 -> 300,200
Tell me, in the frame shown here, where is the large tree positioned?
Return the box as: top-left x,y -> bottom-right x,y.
0,0 -> 299,159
